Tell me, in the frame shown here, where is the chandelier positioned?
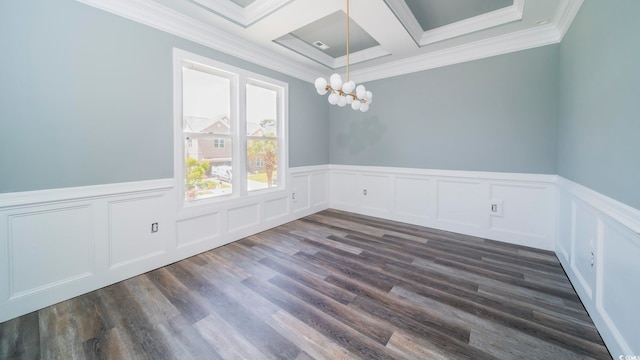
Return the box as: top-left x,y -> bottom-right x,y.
313,0 -> 372,112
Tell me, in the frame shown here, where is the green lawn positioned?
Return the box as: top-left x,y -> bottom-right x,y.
248,171 -> 277,183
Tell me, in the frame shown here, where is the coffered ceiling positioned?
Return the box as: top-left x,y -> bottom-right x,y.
77,0 -> 583,83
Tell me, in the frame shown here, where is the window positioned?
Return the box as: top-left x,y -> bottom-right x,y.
181,65 -> 233,200
174,49 -> 287,204
246,83 -> 279,191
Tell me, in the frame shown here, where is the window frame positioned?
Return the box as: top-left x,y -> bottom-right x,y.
173,48 -> 288,212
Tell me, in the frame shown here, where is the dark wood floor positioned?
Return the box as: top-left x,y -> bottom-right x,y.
0,209 -> 610,359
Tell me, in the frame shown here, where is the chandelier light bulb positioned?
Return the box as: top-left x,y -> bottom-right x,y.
360,103 -> 369,112
356,85 -> 366,99
346,96 -> 354,104
342,80 -> 356,94
351,99 -> 361,110
328,92 -> 339,105
314,77 -> 327,91
365,91 -> 373,103
317,87 -> 329,95
329,74 -> 343,90
337,95 -> 347,107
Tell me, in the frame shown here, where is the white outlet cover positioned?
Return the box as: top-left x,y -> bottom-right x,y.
490,199 -> 504,217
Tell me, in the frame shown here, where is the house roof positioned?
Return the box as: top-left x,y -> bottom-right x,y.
184,115 -> 231,134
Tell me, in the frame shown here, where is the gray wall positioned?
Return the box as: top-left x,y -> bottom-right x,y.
558,0 -> 640,209
329,45 -> 559,174
0,0 -> 328,194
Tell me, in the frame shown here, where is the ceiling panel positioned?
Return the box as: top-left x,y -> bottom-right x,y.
406,0 -> 514,31
289,11 -> 379,58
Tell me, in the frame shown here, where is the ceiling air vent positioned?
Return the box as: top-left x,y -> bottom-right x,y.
313,41 -> 330,50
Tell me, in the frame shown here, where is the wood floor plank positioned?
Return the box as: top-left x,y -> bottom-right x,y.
0,209 -> 611,359
154,315 -> 225,360
194,312 -> 267,360
38,302 -> 86,359
242,275 -> 398,360
268,274 -> 393,345
385,330 -> 454,360
0,311 -> 40,360
175,261 -> 300,359
145,267 -> 211,325
268,310 -> 358,360
258,256 -> 357,306
96,282 -> 174,360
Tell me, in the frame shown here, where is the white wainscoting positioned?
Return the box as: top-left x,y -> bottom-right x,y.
556,177 -> 640,358
329,165 -> 557,251
2,164 -> 638,359
0,165 -> 330,323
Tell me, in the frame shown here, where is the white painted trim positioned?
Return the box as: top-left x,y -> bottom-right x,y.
419,0 -> 525,46
290,164 -> 331,174
381,0 -> 424,43
173,48 -> 289,219
333,46 -> 391,69
0,179 -> 174,209
556,175 -> 640,357
274,34 -> 390,70
328,164 -> 557,250
76,0 -> 318,83
0,165 -> 330,323
350,23 -> 561,83
329,164 -> 557,183
557,177 -> 640,235
192,0 -> 293,27
553,0 -> 584,41
383,0 -> 524,47
76,0 -> 583,85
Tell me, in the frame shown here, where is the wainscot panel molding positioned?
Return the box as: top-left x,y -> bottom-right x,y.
2,164 -> 638,360
328,165 -> 557,251
0,166 -> 330,323
556,176 -> 640,358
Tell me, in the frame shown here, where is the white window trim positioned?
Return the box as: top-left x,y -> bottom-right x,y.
173,48 -> 289,215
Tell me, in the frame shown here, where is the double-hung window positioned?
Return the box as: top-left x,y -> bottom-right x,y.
174,49 -> 287,205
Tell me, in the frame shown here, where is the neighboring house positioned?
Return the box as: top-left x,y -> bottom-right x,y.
183,115 -> 275,175
247,120 -> 276,174
184,115 -> 232,173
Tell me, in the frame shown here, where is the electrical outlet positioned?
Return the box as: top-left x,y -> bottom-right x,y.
151,222 -> 158,233
489,200 -> 504,217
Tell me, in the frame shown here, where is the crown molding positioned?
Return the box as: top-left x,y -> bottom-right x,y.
381,0 -> 423,44
420,0 -> 525,46
553,0 -> 584,40
192,0 -> 293,27
76,0 -> 318,82
350,22 -> 563,84
77,0 -> 583,85
384,0 -> 525,47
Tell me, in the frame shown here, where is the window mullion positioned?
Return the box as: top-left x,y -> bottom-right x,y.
237,76 -> 248,197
